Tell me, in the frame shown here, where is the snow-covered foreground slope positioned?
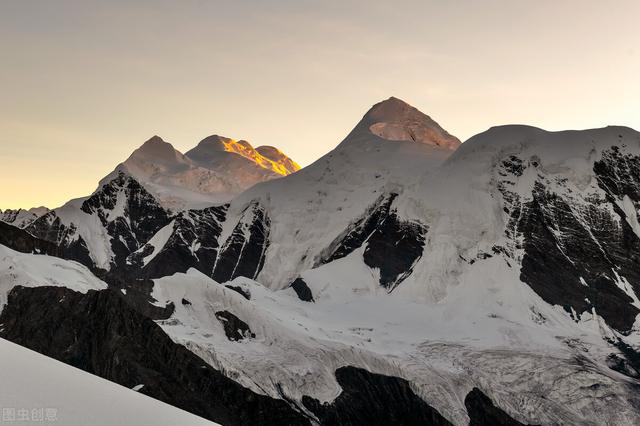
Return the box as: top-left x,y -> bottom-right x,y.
0,338 -> 216,426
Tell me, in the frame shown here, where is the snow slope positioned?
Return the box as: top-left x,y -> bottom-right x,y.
0,337 -> 217,426
0,244 -> 107,309
227,97 -> 460,289
145,106 -> 640,424
151,267 -> 639,425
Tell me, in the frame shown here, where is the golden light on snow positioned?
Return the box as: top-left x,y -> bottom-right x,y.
218,138 -> 301,176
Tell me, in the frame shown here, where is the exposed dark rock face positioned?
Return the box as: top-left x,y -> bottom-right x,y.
225,284 -> 251,300
499,150 -> 640,333
499,155 -> 525,178
130,201 -> 272,284
322,193 -> 398,263
363,214 -> 426,291
215,310 -> 256,341
517,182 -> 639,332
132,204 -> 228,279
23,181 -> 272,286
212,202 -> 270,283
26,213 -> 95,269
607,338 -> 640,380
0,221 -> 60,256
0,285 -> 309,426
291,278 -> 314,302
302,366 -> 451,426
0,209 -> 26,225
81,172 -> 171,269
465,387 -> 526,426
320,193 -> 427,291
27,172 -> 171,273
594,145 -> 640,201
116,277 -> 175,321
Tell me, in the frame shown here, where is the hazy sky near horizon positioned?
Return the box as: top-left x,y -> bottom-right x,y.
1,0 -> 639,209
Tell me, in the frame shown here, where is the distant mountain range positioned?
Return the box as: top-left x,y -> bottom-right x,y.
2,97 -> 640,425
0,206 -> 50,228
103,133 -> 299,210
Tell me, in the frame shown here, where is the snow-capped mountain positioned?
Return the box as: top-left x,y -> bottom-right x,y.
26,172 -> 171,272
340,95 -> 460,149
3,97 -> 640,425
0,206 -> 49,228
104,134 -> 299,210
120,97 -> 459,286
21,131 -> 297,274
186,135 -> 300,176
136,117 -> 640,425
226,96 -> 461,289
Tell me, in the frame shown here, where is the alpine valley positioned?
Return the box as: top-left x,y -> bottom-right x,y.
2,97 -> 640,425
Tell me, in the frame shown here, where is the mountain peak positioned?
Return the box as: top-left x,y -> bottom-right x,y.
131,135 -> 186,164
354,97 -> 461,150
194,135 -> 234,151
256,146 -> 301,174
365,96 -> 412,118
145,134 -> 164,143
139,135 -> 169,150
186,135 -> 299,176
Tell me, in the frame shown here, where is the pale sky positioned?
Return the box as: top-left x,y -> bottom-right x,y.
1,0 -> 639,209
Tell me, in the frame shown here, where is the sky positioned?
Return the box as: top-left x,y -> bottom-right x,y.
1,0 -> 639,209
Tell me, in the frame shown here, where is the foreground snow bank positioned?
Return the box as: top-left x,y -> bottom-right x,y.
0,338 -> 217,425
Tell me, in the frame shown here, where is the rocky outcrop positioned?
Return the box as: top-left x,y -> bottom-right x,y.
607,338 -> 640,380
302,366 -> 452,425
321,193 -> 398,264
320,193 -> 427,291
0,221 -> 60,257
0,285 -> 309,426
122,199 -> 272,284
215,310 -> 256,341
465,388 -> 526,426
290,278 -> 314,302
499,150 -> 640,333
26,173 -> 171,273
212,202 -> 270,283
224,284 -> 251,300
362,212 -> 427,291
26,214 -> 95,269
133,205 -> 228,279
81,172 -> 171,269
